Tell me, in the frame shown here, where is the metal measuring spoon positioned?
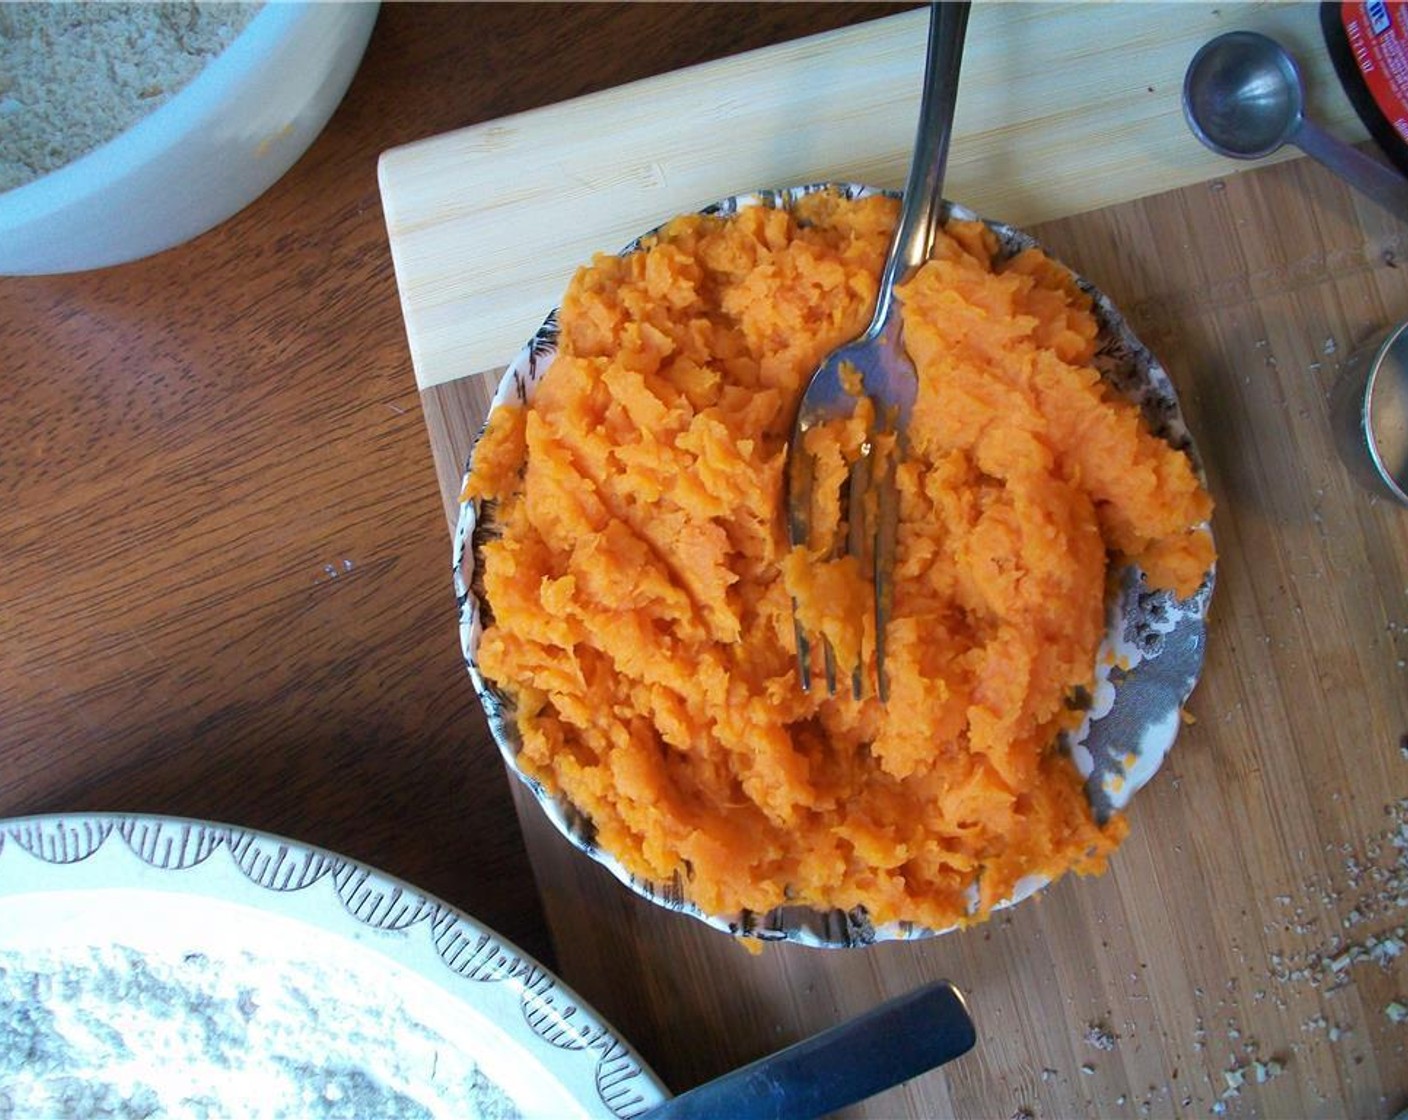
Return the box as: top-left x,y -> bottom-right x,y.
1183,30 -> 1408,220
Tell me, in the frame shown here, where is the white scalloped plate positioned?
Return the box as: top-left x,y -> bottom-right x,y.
0,813 -> 666,1119
455,183 -> 1216,948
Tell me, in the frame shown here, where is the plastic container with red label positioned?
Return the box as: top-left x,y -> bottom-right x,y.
1322,1 -> 1408,175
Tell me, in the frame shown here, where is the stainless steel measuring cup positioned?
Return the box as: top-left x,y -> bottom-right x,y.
1331,322 -> 1408,506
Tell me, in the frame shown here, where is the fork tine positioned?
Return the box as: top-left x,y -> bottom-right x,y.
873,432 -> 900,703
846,442 -> 873,700
792,612 -> 813,692
787,438 -> 815,693
817,448 -> 843,697
787,427 -> 852,697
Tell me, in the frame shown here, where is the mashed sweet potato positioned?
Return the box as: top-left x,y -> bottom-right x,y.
463,190 -> 1214,932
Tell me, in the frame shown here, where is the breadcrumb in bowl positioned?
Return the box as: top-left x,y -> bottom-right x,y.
454,184 -> 1216,948
0,2 -> 379,275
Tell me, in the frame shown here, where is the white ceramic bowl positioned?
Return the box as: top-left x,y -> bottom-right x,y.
0,1 -> 380,276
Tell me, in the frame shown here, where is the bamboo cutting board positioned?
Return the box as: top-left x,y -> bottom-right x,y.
379,2 -> 1363,401
379,4 -> 1408,1117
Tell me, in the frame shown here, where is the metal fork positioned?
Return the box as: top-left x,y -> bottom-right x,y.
785,0 -> 969,701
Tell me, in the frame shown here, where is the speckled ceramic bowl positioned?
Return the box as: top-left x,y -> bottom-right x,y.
454,183 -> 1216,948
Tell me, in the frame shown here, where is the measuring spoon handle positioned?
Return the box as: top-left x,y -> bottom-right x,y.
1293,117 -> 1408,220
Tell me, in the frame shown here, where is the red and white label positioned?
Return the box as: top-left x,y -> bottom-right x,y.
1342,1 -> 1408,142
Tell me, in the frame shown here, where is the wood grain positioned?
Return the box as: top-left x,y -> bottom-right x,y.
381,1 -> 1367,391
0,1 -> 904,990
416,46 -> 1408,1120
5,2 -> 1407,1117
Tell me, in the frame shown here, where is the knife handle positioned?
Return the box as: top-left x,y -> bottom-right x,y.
640,980 -> 976,1120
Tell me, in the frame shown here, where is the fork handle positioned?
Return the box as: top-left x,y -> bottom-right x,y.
871,0 -> 970,333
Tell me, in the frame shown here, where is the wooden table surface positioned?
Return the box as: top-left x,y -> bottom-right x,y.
4,4 -> 1408,1119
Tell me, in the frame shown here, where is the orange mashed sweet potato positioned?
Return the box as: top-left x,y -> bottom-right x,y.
463,191 -> 1214,932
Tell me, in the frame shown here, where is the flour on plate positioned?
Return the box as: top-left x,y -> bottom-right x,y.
0,943 -> 522,1119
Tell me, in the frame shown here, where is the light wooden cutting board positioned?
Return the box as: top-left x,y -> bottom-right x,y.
379,2 -> 1365,395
